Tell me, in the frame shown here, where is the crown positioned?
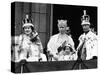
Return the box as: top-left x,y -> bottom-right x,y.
22,14 -> 33,24
81,10 -> 90,25
58,20 -> 67,25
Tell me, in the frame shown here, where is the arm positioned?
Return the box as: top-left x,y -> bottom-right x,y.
91,34 -> 97,57
47,36 -> 59,61
68,36 -> 76,52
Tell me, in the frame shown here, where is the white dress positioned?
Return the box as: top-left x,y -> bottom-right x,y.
12,33 -> 47,62
47,33 -> 77,61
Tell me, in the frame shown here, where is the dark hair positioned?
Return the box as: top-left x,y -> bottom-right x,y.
30,35 -> 38,42
30,26 -> 35,32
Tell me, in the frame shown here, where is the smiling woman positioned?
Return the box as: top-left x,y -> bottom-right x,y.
47,19 -> 76,61
11,1 -> 97,73
23,24 -> 33,35
12,13 -> 47,62
53,4 -> 97,48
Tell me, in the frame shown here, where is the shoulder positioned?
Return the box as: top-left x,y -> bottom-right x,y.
88,31 -> 97,40
67,35 -> 73,39
78,33 -> 85,41
50,34 -> 59,39
89,31 -> 97,36
48,34 -> 59,43
18,34 -> 26,41
79,33 -> 84,38
80,33 -> 84,37
66,35 -> 74,42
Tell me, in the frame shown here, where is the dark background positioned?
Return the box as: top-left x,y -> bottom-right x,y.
53,4 -> 97,48
11,2 -> 97,49
11,3 -> 97,73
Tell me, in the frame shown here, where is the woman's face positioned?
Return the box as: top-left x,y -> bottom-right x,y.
58,24 -> 66,34
24,26 -> 32,35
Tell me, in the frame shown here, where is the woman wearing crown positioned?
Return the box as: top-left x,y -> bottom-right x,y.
47,19 -> 77,61
13,15 -> 47,62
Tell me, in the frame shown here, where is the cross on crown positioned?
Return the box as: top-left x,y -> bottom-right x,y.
81,10 -> 90,25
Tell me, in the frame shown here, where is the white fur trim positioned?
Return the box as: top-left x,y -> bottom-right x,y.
23,23 -> 34,27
